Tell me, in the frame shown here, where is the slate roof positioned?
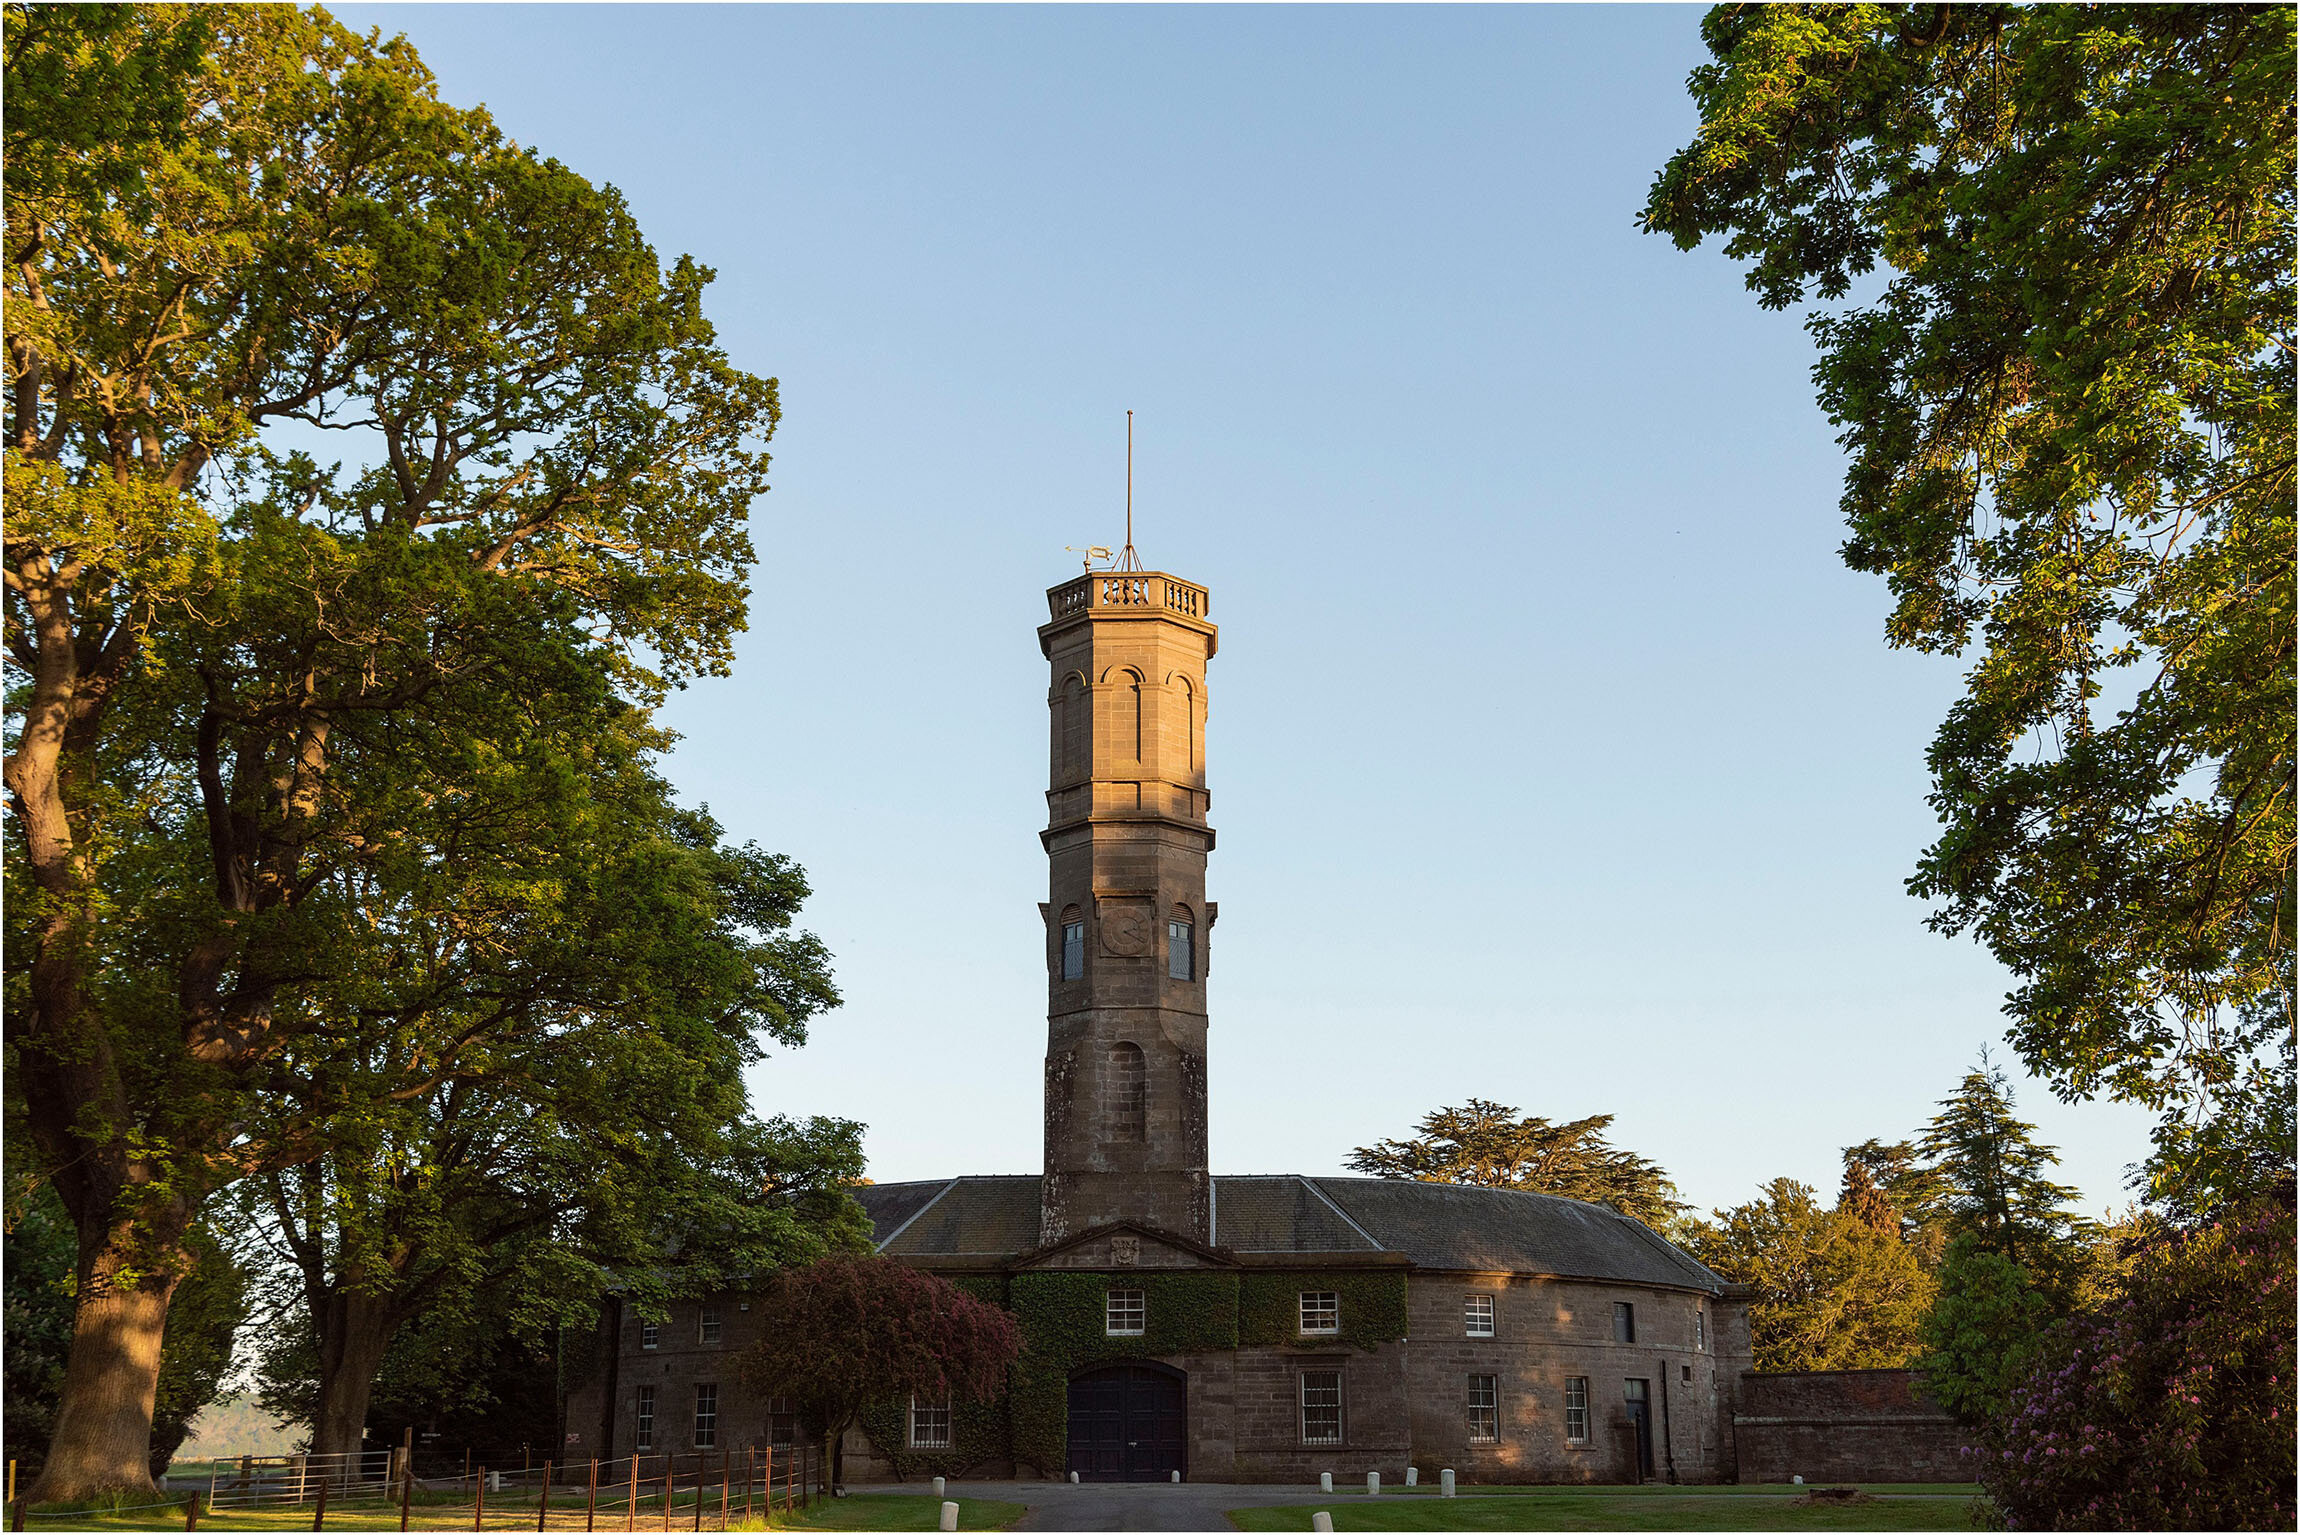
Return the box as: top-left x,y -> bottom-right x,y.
853,1174 -> 1723,1293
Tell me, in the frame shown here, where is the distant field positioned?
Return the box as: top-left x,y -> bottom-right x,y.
170,1395 -> 303,1461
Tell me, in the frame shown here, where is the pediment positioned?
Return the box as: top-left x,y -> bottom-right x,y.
1012,1220 -> 1236,1272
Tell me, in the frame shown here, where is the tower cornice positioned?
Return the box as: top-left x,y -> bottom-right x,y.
1039,570 -> 1217,657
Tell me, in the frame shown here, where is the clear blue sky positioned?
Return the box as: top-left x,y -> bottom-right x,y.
339,3 -> 2157,1217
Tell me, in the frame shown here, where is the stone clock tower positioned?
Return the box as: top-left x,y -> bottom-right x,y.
1037,567 -> 1216,1246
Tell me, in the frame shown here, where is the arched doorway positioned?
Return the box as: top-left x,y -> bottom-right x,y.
1066,1363 -> 1187,1482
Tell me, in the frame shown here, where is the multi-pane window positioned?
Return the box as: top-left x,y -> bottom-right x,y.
1299,1370 -> 1343,1445
909,1395 -> 952,1450
640,1320 -> 659,1350
1060,921 -> 1085,980
1167,916 -> 1194,980
635,1385 -> 656,1450
1564,1376 -> 1589,1443
1695,1308 -> 1706,1351
1613,1302 -> 1636,1343
693,1383 -> 718,1449
1106,1289 -> 1146,1336
1299,1292 -> 1340,1335
699,1305 -> 721,1345
765,1396 -> 798,1450
1466,1374 -> 1499,1444
1464,1293 -> 1496,1337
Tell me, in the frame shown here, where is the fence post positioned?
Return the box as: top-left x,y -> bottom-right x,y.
400,1457 -> 413,1533
690,1453 -> 702,1533
627,1458 -> 638,1533
661,1460 -> 673,1533
743,1450 -> 754,1526
537,1461 -> 553,1531
312,1473 -> 330,1531
586,1459 -> 598,1533
476,1469 -> 487,1532
718,1452 -> 729,1530
185,1491 -> 201,1531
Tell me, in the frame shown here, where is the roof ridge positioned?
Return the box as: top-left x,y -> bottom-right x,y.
1298,1176 -> 1387,1251
873,1176 -> 960,1254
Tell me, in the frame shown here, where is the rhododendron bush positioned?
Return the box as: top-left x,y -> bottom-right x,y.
1979,1199 -> 2295,1530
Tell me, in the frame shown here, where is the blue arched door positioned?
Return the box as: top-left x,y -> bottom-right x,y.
1066,1363 -> 1187,1482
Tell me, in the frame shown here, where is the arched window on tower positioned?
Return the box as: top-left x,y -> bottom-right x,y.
1109,1041 -> 1146,1140
1167,905 -> 1195,981
1059,905 -> 1085,981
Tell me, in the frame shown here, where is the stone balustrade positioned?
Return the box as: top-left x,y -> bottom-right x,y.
1047,571 -> 1210,622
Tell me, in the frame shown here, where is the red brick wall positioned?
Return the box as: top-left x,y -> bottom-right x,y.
1733,1369 -> 1972,1484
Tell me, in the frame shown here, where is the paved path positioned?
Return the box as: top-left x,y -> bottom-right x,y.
902,1480 -> 1981,1532
936,1479 -> 1347,1532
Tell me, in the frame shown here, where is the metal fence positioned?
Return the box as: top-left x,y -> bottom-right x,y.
8,1443 -> 825,1530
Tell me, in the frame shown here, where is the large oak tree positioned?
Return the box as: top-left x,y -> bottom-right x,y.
4,4 -> 795,1496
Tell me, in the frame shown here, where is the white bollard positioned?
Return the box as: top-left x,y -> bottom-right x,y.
1405,1467 -> 1418,1487
1311,1515 -> 1334,1534
933,1476 -> 945,1498
1440,1469 -> 1456,1498
1170,1471 -> 1181,1483
939,1499 -> 960,1532
1069,1471 -> 1080,1484
1319,1472 -> 1333,1493
1367,1471 -> 1381,1496
1792,1475 -> 1804,1486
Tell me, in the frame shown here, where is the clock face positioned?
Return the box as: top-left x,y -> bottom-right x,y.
1102,906 -> 1153,956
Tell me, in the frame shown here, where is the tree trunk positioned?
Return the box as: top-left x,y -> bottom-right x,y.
308,1292 -> 403,1467
27,1237 -> 183,1501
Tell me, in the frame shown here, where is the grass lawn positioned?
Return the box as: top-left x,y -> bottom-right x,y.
1224,1489 -> 1988,1532
761,1494 -> 1027,1531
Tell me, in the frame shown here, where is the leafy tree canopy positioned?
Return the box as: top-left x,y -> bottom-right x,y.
1345,1099 -> 1686,1229
1645,3 -> 2296,1211
4,3 -> 796,1497
1681,1176 -> 1935,1372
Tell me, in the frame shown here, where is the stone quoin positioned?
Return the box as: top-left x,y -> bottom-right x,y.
565,562 -> 1757,1483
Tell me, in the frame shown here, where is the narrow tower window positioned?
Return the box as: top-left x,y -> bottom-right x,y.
1109,1041 -> 1146,1140
1167,906 -> 1195,981
1060,906 -> 1084,980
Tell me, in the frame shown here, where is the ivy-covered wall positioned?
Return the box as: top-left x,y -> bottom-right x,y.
855,1268 -> 1409,1477
1238,1271 -> 1410,1351
1008,1271 -> 1241,1474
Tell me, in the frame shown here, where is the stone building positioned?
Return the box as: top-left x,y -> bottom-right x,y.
568,564 -> 1753,1483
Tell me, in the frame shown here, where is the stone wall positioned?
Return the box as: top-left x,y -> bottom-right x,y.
1402,1272 -> 1747,1485
1733,1369 -> 1972,1484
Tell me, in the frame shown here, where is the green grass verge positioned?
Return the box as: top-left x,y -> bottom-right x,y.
751,1494 -> 1026,1531
1224,1491 -> 1987,1532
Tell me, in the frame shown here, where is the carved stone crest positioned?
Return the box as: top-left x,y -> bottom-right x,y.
1111,1235 -> 1140,1267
